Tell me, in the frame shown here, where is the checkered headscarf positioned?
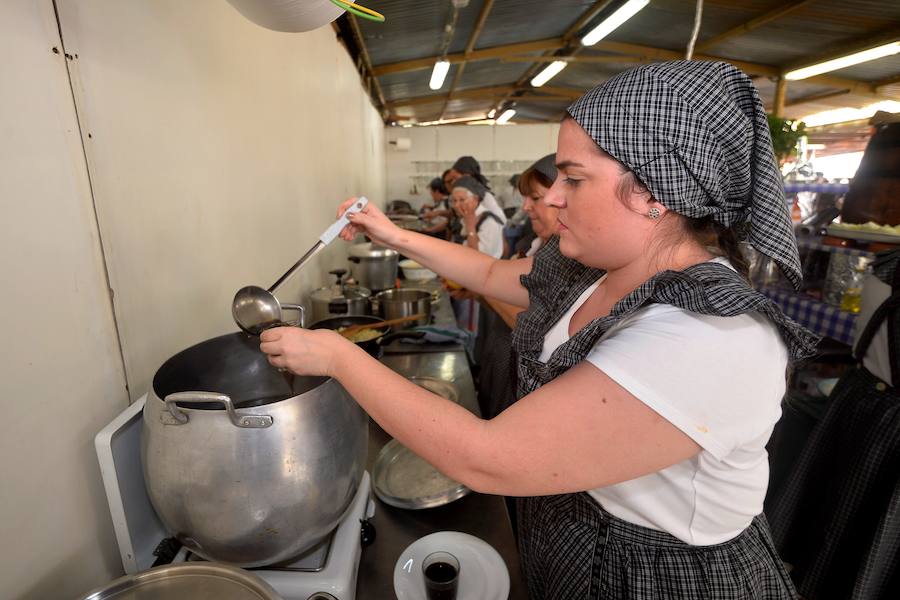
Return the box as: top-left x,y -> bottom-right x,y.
568,60 -> 802,289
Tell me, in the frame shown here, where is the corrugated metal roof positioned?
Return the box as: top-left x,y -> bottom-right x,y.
474,0 -> 597,48
345,0 -> 900,124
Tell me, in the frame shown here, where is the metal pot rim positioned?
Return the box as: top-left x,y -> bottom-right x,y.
348,242 -> 398,259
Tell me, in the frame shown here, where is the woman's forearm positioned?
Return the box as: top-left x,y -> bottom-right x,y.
390,228 -> 530,305
333,343 -> 489,488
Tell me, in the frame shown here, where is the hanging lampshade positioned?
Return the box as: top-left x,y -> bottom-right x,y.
225,0 -> 346,33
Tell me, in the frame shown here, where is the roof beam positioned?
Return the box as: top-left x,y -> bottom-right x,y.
694,0 -> 816,53
372,37 -> 563,77
385,85 -> 516,109
502,54 -> 649,64
386,85 -> 578,110
562,0 -> 616,43
345,14 -> 388,120
489,1 -> 613,118
591,40 -> 894,101
440,0 -> 496,120
378,39 -> 894,115
784,90 -> 854,108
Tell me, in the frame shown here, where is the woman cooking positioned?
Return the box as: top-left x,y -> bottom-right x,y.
260,61 -> 817,599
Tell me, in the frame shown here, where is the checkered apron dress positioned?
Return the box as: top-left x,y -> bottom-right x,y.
509,238 -> 817,600
768,251 -> 900,600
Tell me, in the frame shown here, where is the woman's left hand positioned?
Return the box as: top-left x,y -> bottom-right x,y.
259,327 -> 349,377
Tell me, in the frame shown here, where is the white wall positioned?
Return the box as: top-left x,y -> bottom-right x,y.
0,1 -> 385,598
385,123 -> 559,208
57,0 -> 386,400
0,2 -> 129,598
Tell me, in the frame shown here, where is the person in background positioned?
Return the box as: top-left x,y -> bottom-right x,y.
420,176 -> 451,239
261,61 -> 815,599
449,175 -> 504,331
515,153 -> 560,258
446,156 -> 508,226
450,175 -> 503,259
497,173 -> 524,212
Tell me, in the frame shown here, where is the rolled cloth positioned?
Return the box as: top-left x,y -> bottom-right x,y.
568,60 -> 802,289
452,175 -> 488,200
452,156 -> 490,188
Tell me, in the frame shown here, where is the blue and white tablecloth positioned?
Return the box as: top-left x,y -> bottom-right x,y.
760,287 -> 858,346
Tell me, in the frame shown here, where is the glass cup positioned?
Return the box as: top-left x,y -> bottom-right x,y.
422,551 -> 460,600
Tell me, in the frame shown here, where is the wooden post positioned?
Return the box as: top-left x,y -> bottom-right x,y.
774,76 -> 787,117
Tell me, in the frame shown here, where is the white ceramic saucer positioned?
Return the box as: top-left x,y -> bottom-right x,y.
393,531 -> 510,600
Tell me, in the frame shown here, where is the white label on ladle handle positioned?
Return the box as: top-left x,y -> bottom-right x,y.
320,197 -> 369,245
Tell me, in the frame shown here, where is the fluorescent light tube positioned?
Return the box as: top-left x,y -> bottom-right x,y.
581,0 -> 649,46
801,100 -> 900,128
786,42 -> 900,80
496,109 -> 516,124
429,60 -> 450,90
531,61 -> 568,87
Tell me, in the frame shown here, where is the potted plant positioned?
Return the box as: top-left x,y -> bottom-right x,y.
767,114 -> 807,166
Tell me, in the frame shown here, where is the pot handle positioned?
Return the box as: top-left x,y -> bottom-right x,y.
280,304 -> 306,328
164,392 -> 274,429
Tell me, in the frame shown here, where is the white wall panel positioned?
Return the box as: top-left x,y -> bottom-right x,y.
0,1 -> 129,598
55,0 -> 386,401
0,1 -> 386,598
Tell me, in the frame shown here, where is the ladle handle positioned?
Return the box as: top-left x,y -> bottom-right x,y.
267,197 -> 369,295
320,197 -> 369,245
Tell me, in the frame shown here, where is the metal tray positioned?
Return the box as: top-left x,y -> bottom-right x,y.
372,439 -> 470,510
372,375 -> 469,509
827,225 -> 900,244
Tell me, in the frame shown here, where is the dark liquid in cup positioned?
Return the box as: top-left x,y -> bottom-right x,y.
424,561 -> 459,600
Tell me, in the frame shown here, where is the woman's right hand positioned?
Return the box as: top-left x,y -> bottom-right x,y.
336,198 -> 403,248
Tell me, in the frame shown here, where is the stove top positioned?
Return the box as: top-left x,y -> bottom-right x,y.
96,395 -> 375,600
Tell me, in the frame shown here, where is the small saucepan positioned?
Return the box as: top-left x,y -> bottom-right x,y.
310,315 -> 424,357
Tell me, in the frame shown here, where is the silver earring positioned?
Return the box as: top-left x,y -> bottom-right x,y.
648,207 -> 661,220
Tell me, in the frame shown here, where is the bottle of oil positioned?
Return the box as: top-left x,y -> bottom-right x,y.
840,264 -> 867,313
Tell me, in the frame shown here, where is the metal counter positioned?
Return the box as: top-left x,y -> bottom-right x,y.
355,282 -> 527,599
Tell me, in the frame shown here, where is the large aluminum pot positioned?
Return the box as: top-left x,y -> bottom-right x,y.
348,242 -> 398,291
373,288 -> 436,328
142,332 -> 367,568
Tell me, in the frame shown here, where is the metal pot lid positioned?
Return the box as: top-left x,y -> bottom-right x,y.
348,242 -> 398,259
372,376 -> 470,510
309,284 -> 371,303
80,563 -> 283,600
373,440 -> 470,510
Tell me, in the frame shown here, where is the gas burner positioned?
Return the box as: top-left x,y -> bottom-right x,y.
96,396 -> 375,600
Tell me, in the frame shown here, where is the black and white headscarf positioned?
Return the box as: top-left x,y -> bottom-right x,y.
568,60 -> 802,290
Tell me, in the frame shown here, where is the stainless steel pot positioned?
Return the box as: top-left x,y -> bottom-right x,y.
348,243 -> 398,291
372,288 -> 436,328
142,332 -> 367,568
309,269 -> 371,324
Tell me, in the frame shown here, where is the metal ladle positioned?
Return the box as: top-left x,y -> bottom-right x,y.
232,197 -> 369,335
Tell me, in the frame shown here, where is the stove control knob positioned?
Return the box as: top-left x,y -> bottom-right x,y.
360,518 -> 376,547
307,594 -> 338,600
